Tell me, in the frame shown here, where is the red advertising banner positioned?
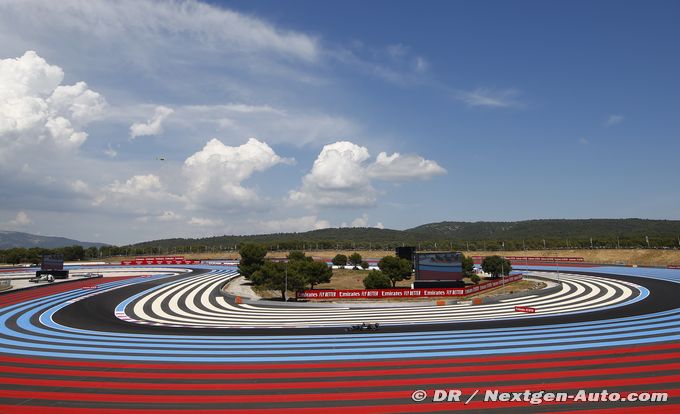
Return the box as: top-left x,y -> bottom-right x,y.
473,256 -> 584,263
515,306 -> 536,313
668,265 -> 680,269
297,274 -> 523,300
120,257 -> 198,266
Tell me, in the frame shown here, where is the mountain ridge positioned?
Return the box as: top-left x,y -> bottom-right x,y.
127,218 -> 680,250
0,230 -> 107,249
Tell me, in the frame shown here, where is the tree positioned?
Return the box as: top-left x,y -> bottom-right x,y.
378,256 -> 412,287
462,254 -> 475,275
363,270 -> 392,289
332,254 -> 348,268
349,253 -> 362,269
251,260 -> 305,301
59,245 -> 84,261
85,246 -> 99,259
238,243 -> 267,279
291,260 -> 333,289
481,255 -> 511,278
360,260 -> 370,270
287,250 -> 310,262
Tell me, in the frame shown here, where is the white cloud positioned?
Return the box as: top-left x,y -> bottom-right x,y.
605,115 -> 624,127
251,215 -> 331,233
290,141 -> 446,208
108,174 -> 164,196
289,141 -> 376,208
183,137 -> 290,209
105,143 -> 118,158
130,106 -> 174,138
9,211 -> 31,227
178,104 -> 358,147
349,213 -> 384,229
188,217 -> 224,227
367,152 -> 446,181
0,1 -> 319,63
70,179 -> 89,193
457,88 -> 524,109
48,81 -> 107,123
351,213 -> 369,227
157,211 -> 183,222
0,51 -> 105,163
96,174 -> 184,216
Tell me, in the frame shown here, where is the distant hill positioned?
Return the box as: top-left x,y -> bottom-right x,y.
0,230 -> 107,249
405,219 -> 680,240
127,219 -> 680,251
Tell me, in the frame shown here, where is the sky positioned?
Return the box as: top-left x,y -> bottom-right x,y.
0,0 -> 679,245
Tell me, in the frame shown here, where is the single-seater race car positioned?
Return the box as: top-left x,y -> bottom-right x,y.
345,322 -> 380,333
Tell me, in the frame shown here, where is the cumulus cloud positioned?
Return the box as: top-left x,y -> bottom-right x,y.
130,106 -> 174,138
456,88 -> 524,109
367,152 -> 446,181
351,213 -> 369,227
95,174 -> 184,217
9,211 -> 31,227
183,137 -> 290,209
290,141 -> 446,208
289,141 -> 376,207
108,174 -> 164,196
0,51 -> 106,163
605,114 -> 624,127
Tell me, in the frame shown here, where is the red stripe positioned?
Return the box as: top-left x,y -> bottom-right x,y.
563,404 -> 680,414
2,350 -> 678,381
0,390 -> 676,413
2,342 -> 678,372
2,361 -> 678,391
0,387 -> 677,405
0,276 -> 133,307
1,372 -> 677,395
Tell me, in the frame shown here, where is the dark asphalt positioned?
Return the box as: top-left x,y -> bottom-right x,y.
51,270 -> 676,336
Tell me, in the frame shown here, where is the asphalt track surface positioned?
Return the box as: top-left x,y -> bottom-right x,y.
0,264 -> 679,413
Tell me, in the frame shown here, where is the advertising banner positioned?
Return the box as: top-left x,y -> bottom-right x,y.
297,274 -> 523,299
41,254 -> 64,271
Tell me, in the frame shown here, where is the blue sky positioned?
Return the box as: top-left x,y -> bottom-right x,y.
0,0 -> 678,245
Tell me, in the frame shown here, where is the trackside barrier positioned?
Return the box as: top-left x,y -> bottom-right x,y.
473,256 -> 584,264
668,265 -> 680,269
0,280 -> 11,292
120,256 -> 199,266
296,274 -> 523,300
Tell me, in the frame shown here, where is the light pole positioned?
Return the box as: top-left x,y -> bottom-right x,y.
284,261 -> 288,302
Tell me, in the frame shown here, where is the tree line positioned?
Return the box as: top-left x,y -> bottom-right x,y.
0,246 -> 100,265
235,243 -> 512,298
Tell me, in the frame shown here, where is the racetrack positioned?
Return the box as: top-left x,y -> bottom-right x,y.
1,264 -> 679,412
